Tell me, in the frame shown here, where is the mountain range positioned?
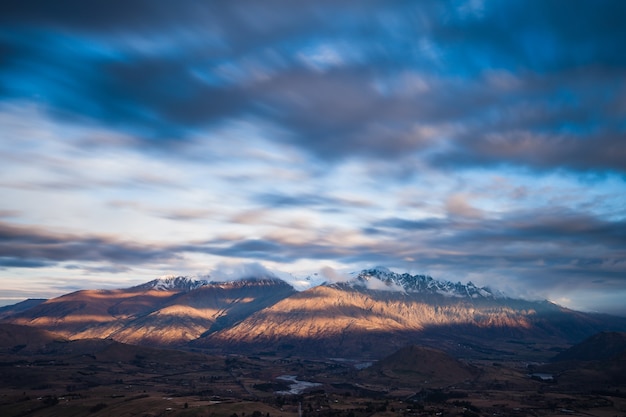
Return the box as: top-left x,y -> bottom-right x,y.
3,268 -> 626,359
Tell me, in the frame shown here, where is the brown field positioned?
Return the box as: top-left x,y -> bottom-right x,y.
1,335 -> 626,417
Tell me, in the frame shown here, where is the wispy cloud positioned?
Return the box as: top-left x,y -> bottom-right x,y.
1,1 -> 625,314
0,221 -> 178,265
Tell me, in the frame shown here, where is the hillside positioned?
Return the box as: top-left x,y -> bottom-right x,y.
361,345 -> 478,388
6,287 -> 180,340
4,277 -> 295,346
0,323 -> 65,355
109,278 -> 295,346
553,331 -> 626,362
0,299 -> 46,320
194,283 -> 626,358
530,331 -> 626,387
3,270 -> 626,359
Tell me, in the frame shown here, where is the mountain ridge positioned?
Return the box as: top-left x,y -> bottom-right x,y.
132,275 -> 210,292
3,268 -> 626,359
337,267 -> 505,299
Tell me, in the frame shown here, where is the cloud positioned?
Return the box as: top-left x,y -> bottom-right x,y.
320,266 -> 405,292
445,194 -> 484,219
1,1 -> 624,174
433,127 -> 626,174
209,262 -> 278,282
361,275 -> 405,292
255,192 -> 339,208
370,207 -> 626,292
0,257 -> 51,268
1,1 -> 625,315
254,192 -> 370,212
319,266 -> 351,283
0,221 -> 178,267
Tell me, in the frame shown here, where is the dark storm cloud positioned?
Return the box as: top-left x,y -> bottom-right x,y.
0,257 -> 51,268
180,238 -> 353,264
2,203 -> 625,295
373,208 -> 626,289
0,222 -> 177,266
0,1 -> 186,31
0,0 -> 334,49
0,221 -> 358,269
64,264 -> 132,274
96,57 -> 250,137
2,1 -> 625,173
376,208 -> 626,249
436,129 -> 626,174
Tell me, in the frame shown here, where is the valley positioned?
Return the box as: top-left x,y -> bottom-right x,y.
1,327 -> 625,417
2,271 -> 626,416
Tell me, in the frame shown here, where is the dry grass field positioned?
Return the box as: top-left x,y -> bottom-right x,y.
1,325 -> 625,417
2,350 -> 626,416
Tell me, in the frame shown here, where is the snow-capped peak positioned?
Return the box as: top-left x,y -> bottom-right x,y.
137,275 -> 209,292
332,268 -> 505,299
208,275 -> 292,289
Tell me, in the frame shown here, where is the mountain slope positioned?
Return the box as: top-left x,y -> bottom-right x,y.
132,275 -> 209,292
552,331 -> 626,362
349,267 -> 503,299
532,331 -> 626,387
0,298 -> 46,320
6,287 -> 176,339
3,269 -> 626,358
0,323 -> 66,355
196,282 -> 626,359
3,276 -> 296,346
361,345 -> 478,388
109,277 -> 296,346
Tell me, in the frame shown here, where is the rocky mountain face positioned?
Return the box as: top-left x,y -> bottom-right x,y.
5,276 -> 296,346
132,275 -> 210,292
196,282 -> 626,358
3,270 -> 626,358
349,267 -> 503,298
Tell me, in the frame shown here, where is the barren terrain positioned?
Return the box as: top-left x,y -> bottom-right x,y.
1,324 -> 625,417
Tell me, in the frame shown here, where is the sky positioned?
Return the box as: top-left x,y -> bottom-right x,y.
0,1 -> 625,315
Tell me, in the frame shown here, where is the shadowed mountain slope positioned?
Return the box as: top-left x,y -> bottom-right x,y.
532,331 -> 626,387
362,345 -> 478,388
552,331 -> 626,362
0,299 -> 47,320
0,323 -> 66,355
194,283 -> 626,358
6,287 -> 180,340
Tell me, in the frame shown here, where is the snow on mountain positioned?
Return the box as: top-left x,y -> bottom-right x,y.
332,266 -> 505,299
136,275 -> 210,292
288,272 -> 328,291
208,275 -> 293,289
133,267 -> 504,299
